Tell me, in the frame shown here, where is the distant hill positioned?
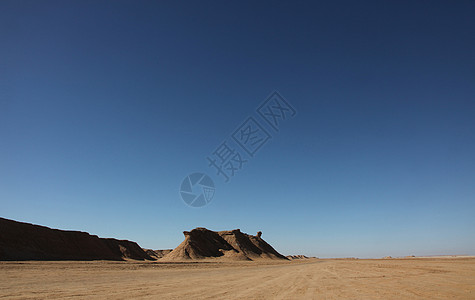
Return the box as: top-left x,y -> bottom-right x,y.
286,255 -> 315,260
144,249 -> 173,259
0,218 -> 290,262
0,217 -> 153,261
163,228 -> 288,261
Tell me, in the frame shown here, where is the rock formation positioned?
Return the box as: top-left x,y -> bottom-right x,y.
286,255 -> 313,260
0,217 -> 153,261
162,227 -> 288,261
144,249 -> 173,259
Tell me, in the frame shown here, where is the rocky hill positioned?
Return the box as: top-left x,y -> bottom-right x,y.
144,249 -> 173,259
286,255 -> 316,260
0,217 -> 153,261
163,228 -> 288,261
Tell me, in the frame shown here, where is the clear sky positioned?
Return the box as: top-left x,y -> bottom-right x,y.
1,1 -> 474,258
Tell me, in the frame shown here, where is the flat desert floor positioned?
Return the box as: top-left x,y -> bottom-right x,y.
1,258 -> 474,299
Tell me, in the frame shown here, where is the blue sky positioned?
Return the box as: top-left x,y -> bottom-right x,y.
1,1 -> 474,258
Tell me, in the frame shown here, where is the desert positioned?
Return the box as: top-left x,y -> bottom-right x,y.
1,257 -> 475,299
2,1 -> 475,299
1,218 -> 474,299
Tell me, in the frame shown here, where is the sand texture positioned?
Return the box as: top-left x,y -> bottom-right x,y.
1,257 -> 474,299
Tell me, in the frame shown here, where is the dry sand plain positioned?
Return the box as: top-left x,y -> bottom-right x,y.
1,258 -> 474,299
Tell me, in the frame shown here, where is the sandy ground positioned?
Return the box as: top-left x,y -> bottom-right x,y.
1,258 -> 474,299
